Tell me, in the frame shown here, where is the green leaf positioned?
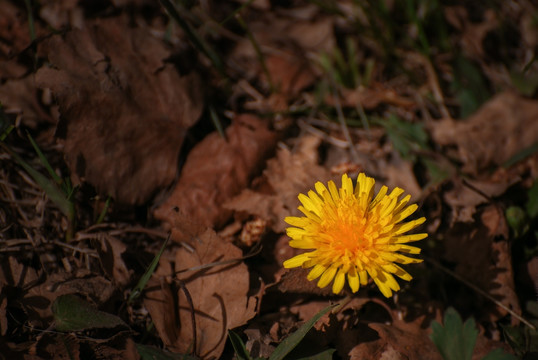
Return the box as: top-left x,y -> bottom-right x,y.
128,236 -> 169,304
430,307 -> 478,360
136,343 -> 197,360
228,330 -> 253,360
481,349 -> 519,360
53,294 -> 127,332
505,206 -> 529,238
269,303 -> 336,360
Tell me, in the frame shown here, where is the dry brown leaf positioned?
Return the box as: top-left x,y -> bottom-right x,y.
93,235 -> 132,287
172,228 -> 256,358
0,1 -> 35,59
444,6 -> 498,60
331,84 -> 416,111
0,76 -> 52,128
155,114 -> 277,229
444,177 -> 516,223
36,16 -> 203,204
0,257 -> 115,328
225,134 -> 333,233
369,318 -> 442,360
264,54 -> 317,96
431,92 -> 538,175
443,205 -> 521,323
145,226 -> 256,359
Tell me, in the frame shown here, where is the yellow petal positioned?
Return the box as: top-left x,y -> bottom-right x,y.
307,263 -> 327,280
283,253 -> 311,268
317,266 -> 338,288
373,277 -> 393,298
394,233 -> 428,243
348,268 -> 360,292
332,269 -> 346,294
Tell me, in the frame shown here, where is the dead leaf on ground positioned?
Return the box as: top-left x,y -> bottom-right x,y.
155,114 -> 277,229
36,16 -> 203,204
369,318 -> 442,360
0,257 -> 116,329
145,222 -> 256,359
444,6 -> 498,61
328,83 -> 417,111
431,91 -> 538,175
442,205 -> 521,324
225,134 -> 333,234
444,176 -> 517,223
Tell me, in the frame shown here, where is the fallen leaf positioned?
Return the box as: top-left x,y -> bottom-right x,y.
155,114 -> 277,229
430,92 -> 538,175
145,226 -> 256,359
443,177 -> 516,223
36,16 -> 203,204
443,205 -> 521,323
369,318 -> 442,360
225,134 -> 333,233
444,7 -> 498,61
93,235 -> 132,287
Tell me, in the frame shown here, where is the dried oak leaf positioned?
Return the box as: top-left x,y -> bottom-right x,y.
36,16 -> 203,204
145,227 -> 256,359
225,134 -> 333,234
443,205 -> 521,324
431,91 -> 538,175
0,257 -> 115,329
444,176 -> 517,223
154,114 -> 277,229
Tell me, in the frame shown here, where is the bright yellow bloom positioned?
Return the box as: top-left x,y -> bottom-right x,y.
283,173 -> 427,297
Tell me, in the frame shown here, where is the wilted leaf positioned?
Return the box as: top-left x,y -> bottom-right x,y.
145,226 -> 256,359
443,205 -> 521,322
36,16 -> 203,204
370,317 -> 442,360
53,294 -> 127,332
225,134 -> 333,233
431,92 -> 538,175
430,307 -> 478,360
155,114 -> 277,229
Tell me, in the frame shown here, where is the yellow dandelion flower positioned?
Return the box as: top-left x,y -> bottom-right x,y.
283,173 -> 427,297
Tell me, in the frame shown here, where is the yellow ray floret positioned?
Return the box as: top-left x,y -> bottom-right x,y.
283,173 -> 427,297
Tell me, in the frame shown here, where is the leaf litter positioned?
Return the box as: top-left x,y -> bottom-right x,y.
1,1 -> 538,359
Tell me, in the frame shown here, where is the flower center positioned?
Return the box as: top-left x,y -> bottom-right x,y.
320,196 -> 371,254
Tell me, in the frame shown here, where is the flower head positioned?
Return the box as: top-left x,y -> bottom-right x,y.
283,173 -> 427,297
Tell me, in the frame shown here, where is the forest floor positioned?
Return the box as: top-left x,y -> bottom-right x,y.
1,1 -> 538,359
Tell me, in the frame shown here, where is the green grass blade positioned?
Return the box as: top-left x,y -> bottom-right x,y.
159,0 -> 225,77
269,303 -> 336,360
2,143 -> 72,217
128,235 -> 170,304
95,196 -> 112,224
26,132 -> 63,185
228,330 -> 253,360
